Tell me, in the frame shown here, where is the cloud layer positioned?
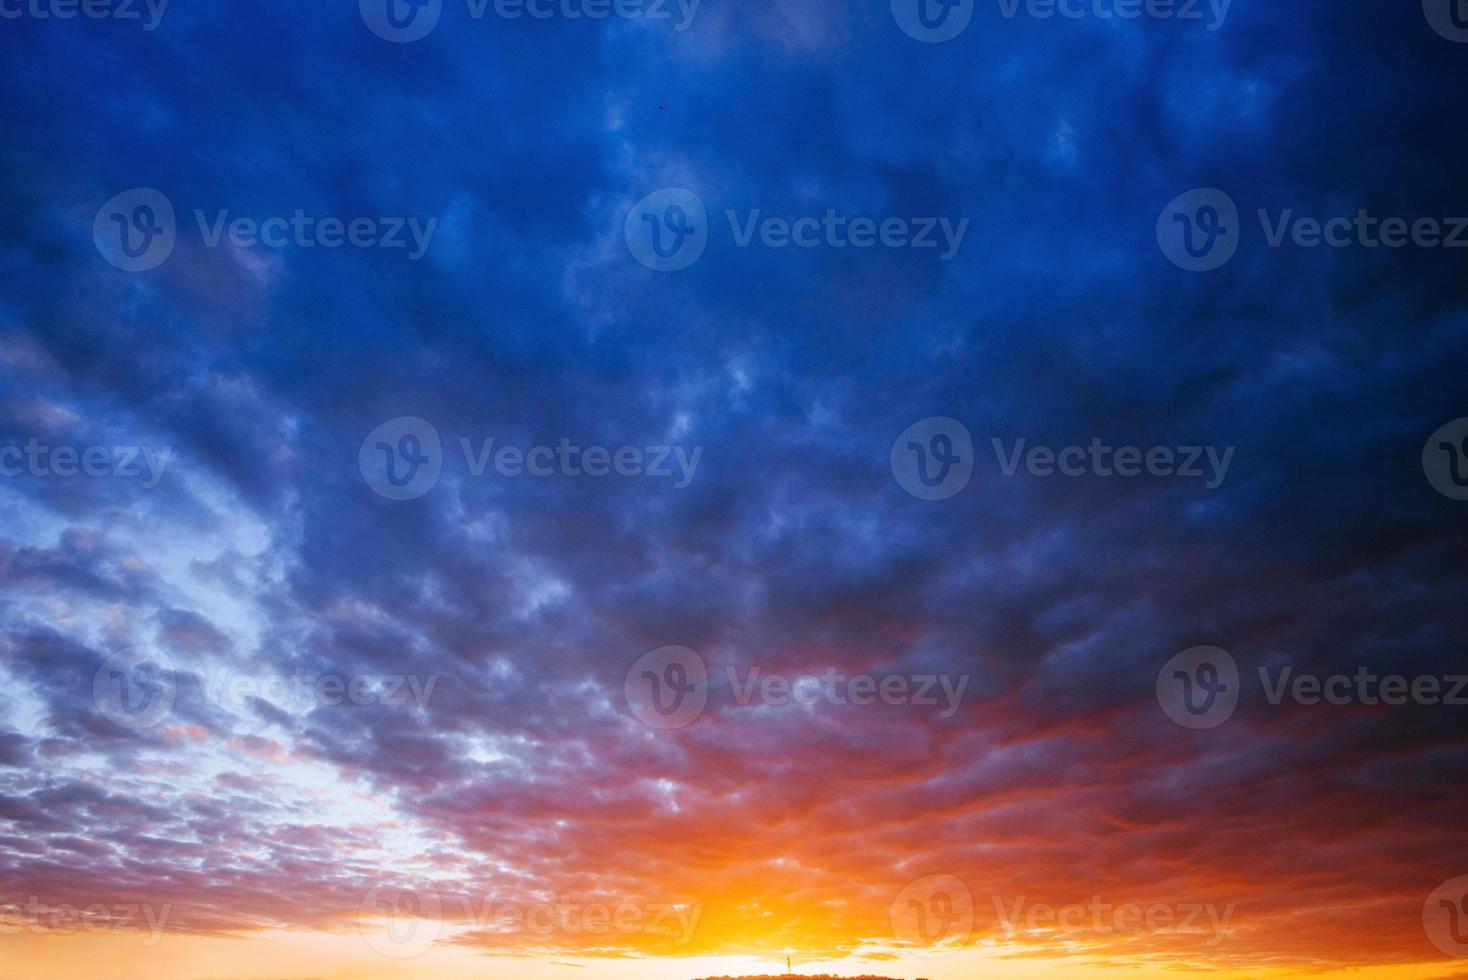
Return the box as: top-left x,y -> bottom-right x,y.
2,0 -> 1468,972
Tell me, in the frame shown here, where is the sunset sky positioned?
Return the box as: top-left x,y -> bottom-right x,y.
3,1 -> 1468,978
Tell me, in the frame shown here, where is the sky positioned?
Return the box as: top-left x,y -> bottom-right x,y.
3,0 -> 1468,978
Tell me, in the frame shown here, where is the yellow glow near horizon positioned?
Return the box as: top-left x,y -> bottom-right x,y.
2,931 -> 1466,980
